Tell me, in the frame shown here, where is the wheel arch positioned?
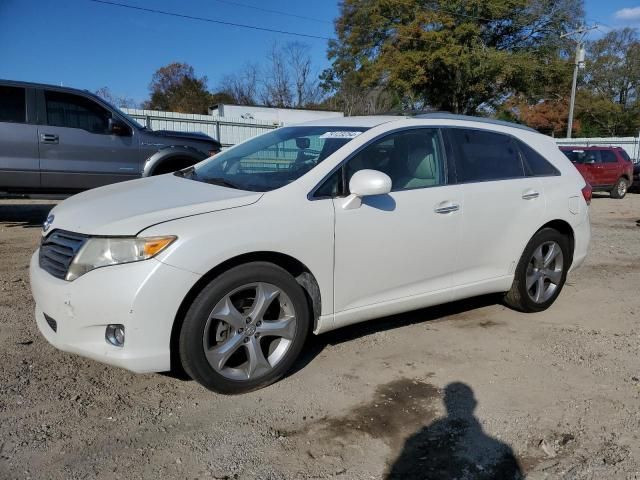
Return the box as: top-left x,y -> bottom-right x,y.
169,251 -> 321,373
143,147 -> 206,176
535,219 -> 575,264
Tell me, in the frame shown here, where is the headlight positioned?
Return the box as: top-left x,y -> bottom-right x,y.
66,236 -> 176,281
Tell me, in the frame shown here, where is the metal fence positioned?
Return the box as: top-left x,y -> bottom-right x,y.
555,136 -> 640,161
121,108 -> 278,147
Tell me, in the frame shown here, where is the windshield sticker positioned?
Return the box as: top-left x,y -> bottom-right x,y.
319,131 -> 363,139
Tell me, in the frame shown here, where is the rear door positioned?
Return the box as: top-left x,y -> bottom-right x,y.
444,128 -> 544,290
37,89 -> 140,191
0,85 -> 40,189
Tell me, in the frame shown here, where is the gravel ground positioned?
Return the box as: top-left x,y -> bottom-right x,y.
0,193 -> 639,479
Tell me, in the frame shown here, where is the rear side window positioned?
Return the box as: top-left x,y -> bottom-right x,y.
561,149 -> 599,164
518,141 -> 559,176
45,90 -> 111,134
0,86 -> 26,123
448,128 -> 524,182
600,150 -> 617,163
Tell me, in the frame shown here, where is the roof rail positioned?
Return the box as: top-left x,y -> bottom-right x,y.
414,112 -> 538,133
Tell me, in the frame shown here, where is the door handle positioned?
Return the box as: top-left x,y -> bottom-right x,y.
522,190 -> 540,200
40,133 -> 59,144
434,202 -> 460,214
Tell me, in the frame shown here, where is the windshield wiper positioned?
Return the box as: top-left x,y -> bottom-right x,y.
203,177 -> 242,190
174,166 -> 196,178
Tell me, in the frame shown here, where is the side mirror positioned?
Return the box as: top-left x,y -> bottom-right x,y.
342,169 -> 392,210
295,137 -> 310,149
108,118 -> 130,136
585,158 -> 596,164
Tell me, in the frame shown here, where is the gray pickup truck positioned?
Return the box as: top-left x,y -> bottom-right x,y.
0,80 -> 221,194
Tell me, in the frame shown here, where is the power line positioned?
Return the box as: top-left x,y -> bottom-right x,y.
86,0 -> 333,41
209,0 -> 333,25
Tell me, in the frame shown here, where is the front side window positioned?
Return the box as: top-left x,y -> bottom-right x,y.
45,90 -> 111,134
191,126 -> 367,192
448,129 -> 524,182
619,149 -> 632,162
344,129 -> 445,192
0,86 -> 26,123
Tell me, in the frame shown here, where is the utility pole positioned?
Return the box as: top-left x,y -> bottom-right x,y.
561,24 -> 598,138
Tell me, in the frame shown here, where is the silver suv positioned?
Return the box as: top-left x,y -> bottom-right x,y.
0,80 -> 221,194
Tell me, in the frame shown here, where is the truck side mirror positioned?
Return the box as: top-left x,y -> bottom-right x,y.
108,118 -> 131,136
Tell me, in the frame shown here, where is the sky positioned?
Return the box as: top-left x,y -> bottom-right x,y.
1,0 -> 639,105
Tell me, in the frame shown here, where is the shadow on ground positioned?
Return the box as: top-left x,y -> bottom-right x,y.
0,203 -> 56,228
386,382 -> 523,479
291,294 -> 502,377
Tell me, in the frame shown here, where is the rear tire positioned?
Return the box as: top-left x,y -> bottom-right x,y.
179,262 -> 310,394
610,178 -> 628,199
504,228 -> 571,313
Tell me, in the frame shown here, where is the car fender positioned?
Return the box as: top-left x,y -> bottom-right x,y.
142,146 -> 208,177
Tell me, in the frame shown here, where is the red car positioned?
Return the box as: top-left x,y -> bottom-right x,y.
559,146 -> 634,199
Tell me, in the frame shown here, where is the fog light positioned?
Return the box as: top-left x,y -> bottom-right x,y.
105,324 -> 125,347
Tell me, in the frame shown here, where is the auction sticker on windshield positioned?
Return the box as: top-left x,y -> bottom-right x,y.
319,131 -> 363,139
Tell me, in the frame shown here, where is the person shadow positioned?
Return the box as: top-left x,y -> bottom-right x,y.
387,382 -> 523,480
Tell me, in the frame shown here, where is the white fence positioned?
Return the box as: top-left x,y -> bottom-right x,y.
121,108 -> 278,147
556,136 -> 640,161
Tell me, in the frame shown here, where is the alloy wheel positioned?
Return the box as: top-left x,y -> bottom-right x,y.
202,282 -> 297,380
618,180 -> 627,197
525,241 -> 564,304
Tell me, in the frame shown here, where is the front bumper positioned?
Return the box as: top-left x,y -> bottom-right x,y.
30,251 -> 200,373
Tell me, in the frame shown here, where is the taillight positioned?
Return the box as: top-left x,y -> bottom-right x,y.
581,183 -> 592,205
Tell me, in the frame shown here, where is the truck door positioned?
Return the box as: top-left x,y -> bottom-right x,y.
37,89 -> 140,191
0,85 -> 40,190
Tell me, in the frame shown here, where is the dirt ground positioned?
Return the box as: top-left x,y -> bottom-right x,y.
1,192 -> 639,480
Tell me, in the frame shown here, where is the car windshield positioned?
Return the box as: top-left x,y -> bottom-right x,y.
187,126 -> 368,192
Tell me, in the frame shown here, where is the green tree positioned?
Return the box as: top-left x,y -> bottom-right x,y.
324,0 -> 583,115
144,63 -> 212,114
585,28 -> 639,108
573,28 -> 640,136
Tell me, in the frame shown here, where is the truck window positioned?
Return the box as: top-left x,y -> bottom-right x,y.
0,86 -> 26,123
45,90 -> 111,134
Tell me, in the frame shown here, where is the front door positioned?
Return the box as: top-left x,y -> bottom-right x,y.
597,149 -> 621,185
332,128 -> 463,318
0,85 -> 40,189
38,89 -> 140,191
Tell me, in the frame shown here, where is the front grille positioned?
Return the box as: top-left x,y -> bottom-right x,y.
39,230 -> 88,280
43,313 -> 57,332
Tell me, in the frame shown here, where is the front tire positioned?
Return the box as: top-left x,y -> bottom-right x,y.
610,177 -> 628,199
179,262 -> 311,394
504,228 -> 571,313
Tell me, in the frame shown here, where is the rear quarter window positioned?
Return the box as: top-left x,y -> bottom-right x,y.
518,141 -> 560,176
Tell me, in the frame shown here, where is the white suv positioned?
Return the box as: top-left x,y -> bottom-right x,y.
30,114 -> 591,394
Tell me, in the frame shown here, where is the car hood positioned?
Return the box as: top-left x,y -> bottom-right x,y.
45,175 -> 262,236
